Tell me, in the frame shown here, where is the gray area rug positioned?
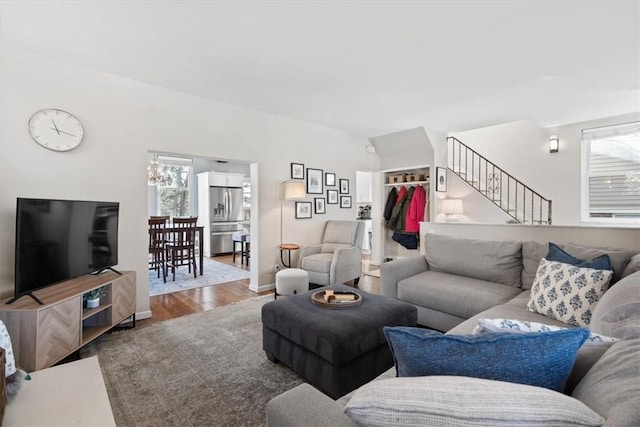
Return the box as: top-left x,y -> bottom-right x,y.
82,296 -> 303,426
149,257 -> 251,296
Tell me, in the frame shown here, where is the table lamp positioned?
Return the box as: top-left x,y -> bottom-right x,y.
442,199 -> 464,222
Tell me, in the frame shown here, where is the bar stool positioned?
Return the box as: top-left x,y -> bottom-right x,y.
232,232 -> 250,266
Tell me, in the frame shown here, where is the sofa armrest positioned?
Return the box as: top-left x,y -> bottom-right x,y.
297,245 -> 322,267
380,256 -> 429,299
331,246 -> 363,284
266,383 -> 356,427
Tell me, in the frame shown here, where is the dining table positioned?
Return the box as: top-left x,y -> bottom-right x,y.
152,225 -> 204,276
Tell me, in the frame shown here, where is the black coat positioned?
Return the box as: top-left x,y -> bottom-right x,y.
383,187 -> 398,221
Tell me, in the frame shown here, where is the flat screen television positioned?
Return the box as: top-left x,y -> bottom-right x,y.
11,198 -> 120,304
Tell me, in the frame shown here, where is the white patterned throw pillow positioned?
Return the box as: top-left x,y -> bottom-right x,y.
473,318 -> 618,345
528,258 -> 613,327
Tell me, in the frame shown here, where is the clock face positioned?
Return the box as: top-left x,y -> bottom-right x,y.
28,109 -> 84,152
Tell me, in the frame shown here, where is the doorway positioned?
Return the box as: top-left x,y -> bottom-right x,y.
147,152 -> 253,297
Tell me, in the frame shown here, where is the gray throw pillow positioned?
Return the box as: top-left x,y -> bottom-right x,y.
563,243 -> 636,284
521,241 -> 548,290
345,376 -> 604,427
622,254 -> 640,278
573,339 -> 640,427
590,271 -> 640,340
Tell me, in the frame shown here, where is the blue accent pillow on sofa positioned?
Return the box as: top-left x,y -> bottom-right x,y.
383,326 -> 590,392
547,242 -> 612,271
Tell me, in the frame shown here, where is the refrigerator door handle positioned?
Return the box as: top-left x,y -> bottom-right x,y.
223,189 -> 228,220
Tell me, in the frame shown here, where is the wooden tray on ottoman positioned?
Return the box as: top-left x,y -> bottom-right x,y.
311,290 -> 362,309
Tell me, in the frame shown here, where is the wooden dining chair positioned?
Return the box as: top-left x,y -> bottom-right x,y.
165,217 -> 198,281
148,218 -> 167,283
150,215 -> 170,223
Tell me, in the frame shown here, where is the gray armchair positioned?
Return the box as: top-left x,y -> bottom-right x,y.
298,220 -> 364,286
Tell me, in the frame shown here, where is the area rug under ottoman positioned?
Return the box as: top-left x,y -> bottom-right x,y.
262,284 -> 417,399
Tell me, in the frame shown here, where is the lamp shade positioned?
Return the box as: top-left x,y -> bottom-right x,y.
442,199 -> 464,214
283,180 -> 306,200
549,135 -> 559,153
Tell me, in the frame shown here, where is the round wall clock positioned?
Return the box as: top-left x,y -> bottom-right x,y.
28,109 -> 84,152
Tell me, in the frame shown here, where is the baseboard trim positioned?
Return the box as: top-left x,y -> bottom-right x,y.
249,283 -> 275,293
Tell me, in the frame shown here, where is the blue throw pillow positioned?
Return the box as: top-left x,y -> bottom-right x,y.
547,242 -> 612,271
383,326 -> 590,392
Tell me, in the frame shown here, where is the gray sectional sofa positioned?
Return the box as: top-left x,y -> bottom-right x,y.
381,233 -> 638,332
266,233 -> 640,426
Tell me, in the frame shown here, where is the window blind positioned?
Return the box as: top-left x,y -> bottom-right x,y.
584,122 -> 640,218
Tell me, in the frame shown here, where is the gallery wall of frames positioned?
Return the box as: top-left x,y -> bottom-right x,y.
290,162 -> 352,219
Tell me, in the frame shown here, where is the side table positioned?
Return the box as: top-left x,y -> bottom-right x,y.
279,243 -> 300,268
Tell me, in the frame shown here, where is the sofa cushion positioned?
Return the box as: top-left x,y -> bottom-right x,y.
527,258 -> 613,327
547,242 -> 613,271
344,376 -> 604,427
590,271 -> 640,340
563,243 -> 636,284
424,233 -> 523,287
573,339 -> 640,427
300,253 -> 333,274
473,318 -> 618,345
521,241 -> 549,290
398,270 -> 522,320
383,326 -> 589,392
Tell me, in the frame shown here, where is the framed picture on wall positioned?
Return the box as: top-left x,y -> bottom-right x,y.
327,189 -> 338,204
307,168 -> 323,194
295,201 -> 313,219
339,178 -> 349,194
436,167 -> 447,192
291,163 -> 305,179
325,172 -> 336,186
340,195 -> 352,209
314,197 -> 326,214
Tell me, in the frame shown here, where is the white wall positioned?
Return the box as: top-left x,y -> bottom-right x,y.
437,171 -> 513,224
0,48 -> 379,314
449,114 -> 640,225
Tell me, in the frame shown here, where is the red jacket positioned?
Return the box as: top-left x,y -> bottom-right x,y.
405,185 -> 425,232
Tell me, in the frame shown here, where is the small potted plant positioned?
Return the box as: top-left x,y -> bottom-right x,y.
86,286 -> 107,309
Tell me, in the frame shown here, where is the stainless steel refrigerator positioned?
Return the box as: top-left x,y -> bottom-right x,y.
207,186 -> 244,255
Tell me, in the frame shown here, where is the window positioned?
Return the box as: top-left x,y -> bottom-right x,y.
156,156 -> 193,218
582,122 -> 640,222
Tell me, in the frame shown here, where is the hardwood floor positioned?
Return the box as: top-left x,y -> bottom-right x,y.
137,254 -> 380,328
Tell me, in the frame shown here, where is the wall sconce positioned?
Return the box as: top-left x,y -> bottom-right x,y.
442,198 -> 464,222
549,135 -> 559,153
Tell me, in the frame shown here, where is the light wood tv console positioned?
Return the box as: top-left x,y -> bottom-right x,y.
0,271 -> 136,372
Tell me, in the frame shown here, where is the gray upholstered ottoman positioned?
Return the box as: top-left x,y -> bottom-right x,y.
262,284 -> 417,399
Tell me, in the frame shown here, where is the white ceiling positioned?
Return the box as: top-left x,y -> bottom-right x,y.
1,1 -> 639,138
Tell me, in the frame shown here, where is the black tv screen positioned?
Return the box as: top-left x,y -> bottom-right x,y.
15,198 -> 119,297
